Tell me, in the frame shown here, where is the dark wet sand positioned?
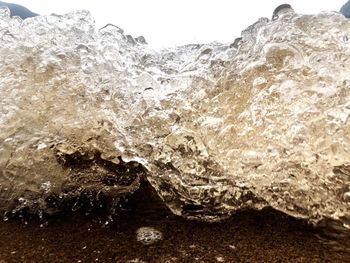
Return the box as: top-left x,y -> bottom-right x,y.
0,183 -> 349,263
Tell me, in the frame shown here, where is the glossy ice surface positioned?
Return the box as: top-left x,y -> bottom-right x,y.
0,7 -> 349,232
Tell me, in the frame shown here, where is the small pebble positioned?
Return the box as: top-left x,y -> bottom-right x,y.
216,256 -> 225,262
228,244 -> 236,250
136,226 -> 163,245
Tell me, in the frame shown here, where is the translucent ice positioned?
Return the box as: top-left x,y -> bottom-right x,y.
0,8 -> 349,233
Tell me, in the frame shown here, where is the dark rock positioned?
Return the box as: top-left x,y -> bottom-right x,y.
341,0 -> 350,18
0,1 -> 38,19
135,36 -> 147,44
272,3 -> 293,20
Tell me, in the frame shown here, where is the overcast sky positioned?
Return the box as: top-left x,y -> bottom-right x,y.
11,0 -> 346,48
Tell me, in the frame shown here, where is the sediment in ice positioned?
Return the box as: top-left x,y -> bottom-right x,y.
0,6 -> 349,231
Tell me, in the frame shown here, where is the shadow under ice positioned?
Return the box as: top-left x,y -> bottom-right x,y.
0,180 -> 349,263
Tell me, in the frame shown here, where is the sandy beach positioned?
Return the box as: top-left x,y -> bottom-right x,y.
0,183 -> 349,263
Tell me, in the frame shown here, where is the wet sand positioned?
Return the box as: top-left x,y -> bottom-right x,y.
0,183 -> 349,263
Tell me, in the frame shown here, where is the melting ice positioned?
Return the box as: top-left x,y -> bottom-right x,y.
0,6 -> 349,235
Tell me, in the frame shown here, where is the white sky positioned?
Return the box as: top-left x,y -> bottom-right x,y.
12,0 -> 346,48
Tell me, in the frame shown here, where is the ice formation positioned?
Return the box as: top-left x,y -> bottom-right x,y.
0,6 -> 349,232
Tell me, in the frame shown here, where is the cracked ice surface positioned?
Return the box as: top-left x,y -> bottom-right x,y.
0,7 -> 349,230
